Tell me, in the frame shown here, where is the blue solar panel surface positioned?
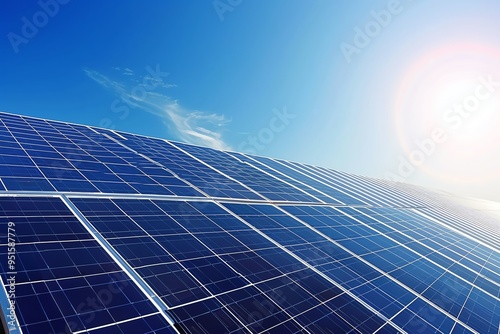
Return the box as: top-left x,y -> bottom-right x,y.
0,197 -> 176,334
0,111 -> 498,334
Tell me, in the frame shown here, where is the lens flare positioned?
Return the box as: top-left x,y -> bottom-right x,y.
394,42 -> 500,184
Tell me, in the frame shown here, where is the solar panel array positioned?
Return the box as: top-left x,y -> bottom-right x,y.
0,111 -> 498,334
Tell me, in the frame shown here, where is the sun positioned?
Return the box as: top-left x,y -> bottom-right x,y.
393,42 -> 500,184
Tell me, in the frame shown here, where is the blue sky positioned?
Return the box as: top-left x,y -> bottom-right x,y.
1,0 -> 500,201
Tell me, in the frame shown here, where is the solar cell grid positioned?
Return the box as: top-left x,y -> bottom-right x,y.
227,151 -> 340,204
275,205 -> 500,333
0,115 -> 205,196
68,197 -> 409,333
353,207 -> 500,294
113,132 -> 265,200
0,196 -> 175,334
418,206 -> 500,250
248,154 -> 367,206
285,162 -> 389,207
174,142 -> 321,203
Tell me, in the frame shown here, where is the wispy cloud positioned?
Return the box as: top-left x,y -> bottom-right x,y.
163,102 -> 230,150
84,67 -> 230,150
112,66 -> 134,76
123,67 -> 134,76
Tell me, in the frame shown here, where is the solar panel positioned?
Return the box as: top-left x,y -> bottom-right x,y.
0,111 -> 498,334
242,154 -> 370,206
107,132 -> 265,200
0,197 -> 175,334
173,142 -> 321,203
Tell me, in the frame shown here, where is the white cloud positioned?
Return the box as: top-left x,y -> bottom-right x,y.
163,102 -> 230,150
123,67 -> 134,76
141,74 -> 177,89
84,68 -> 230,150
84,69 -> 125,90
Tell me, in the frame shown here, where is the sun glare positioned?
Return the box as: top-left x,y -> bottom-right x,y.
394,42 -> 500,183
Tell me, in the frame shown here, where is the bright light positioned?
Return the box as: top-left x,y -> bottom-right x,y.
393,42 -> 500,184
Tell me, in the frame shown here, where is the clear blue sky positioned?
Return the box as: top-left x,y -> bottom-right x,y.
1,0 -> 500,201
